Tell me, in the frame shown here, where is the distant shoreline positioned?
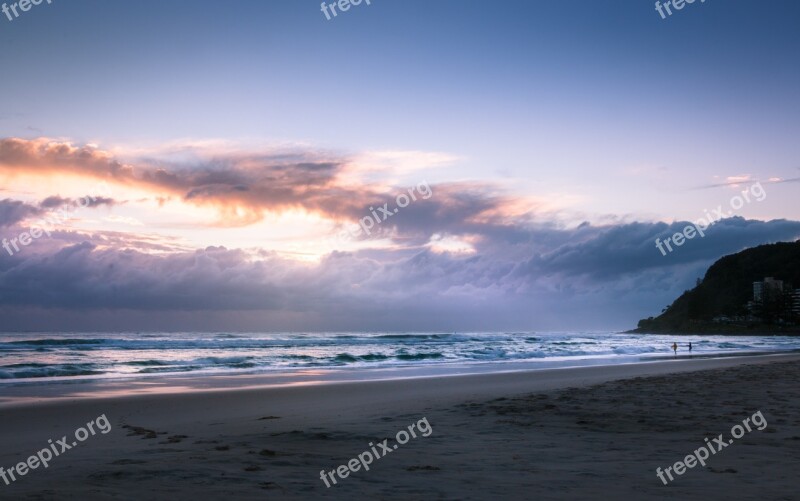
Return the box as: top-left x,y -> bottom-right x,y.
626,324 -> 800,335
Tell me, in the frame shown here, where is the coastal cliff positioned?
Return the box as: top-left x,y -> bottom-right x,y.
631,240 -> 800,334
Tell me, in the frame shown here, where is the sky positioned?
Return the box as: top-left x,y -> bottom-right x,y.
0,0 -> 798,332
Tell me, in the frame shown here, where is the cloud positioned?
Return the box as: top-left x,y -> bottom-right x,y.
3,137 -> 800,331
0,138 -> 521,236
0,199 -> 42,227
517,217 -> 800,283
693,176 -> 800,190
0,138 -> 356,226
1,215 -> 797,331
40,195 -> 118,209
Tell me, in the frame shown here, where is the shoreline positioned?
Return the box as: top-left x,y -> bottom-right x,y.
2,353 -> 798,412
2,350 -> 798,407
4,331 -> 800,390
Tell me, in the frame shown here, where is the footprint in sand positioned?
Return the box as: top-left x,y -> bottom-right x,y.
159,434 -> 188,444
121,424 -> 165,440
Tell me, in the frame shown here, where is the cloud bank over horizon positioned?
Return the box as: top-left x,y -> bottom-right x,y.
1,138 -> 798,332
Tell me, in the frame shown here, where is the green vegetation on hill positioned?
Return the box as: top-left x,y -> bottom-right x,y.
632,240 -> 800,334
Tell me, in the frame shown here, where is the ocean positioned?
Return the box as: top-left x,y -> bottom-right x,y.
2,332 -> 800,383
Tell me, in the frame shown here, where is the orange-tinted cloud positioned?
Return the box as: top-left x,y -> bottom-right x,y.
0,138 -> 522,238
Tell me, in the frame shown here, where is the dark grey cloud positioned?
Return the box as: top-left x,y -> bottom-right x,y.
0,199 -> 42,227
518,217 -> 800,281
0,216 -> 797,331
40,195 -> 118,209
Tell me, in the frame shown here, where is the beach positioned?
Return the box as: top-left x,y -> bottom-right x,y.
3,1 -> 799,499
1,353 -> 798,500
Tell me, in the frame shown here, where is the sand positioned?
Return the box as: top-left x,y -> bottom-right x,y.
1,353 -> 798,500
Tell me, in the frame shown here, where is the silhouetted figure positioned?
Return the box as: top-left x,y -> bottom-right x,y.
688,342 -> 692,352
672,342 -> 678,355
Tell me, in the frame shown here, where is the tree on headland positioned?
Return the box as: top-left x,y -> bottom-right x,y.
633,241 -> 800,334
